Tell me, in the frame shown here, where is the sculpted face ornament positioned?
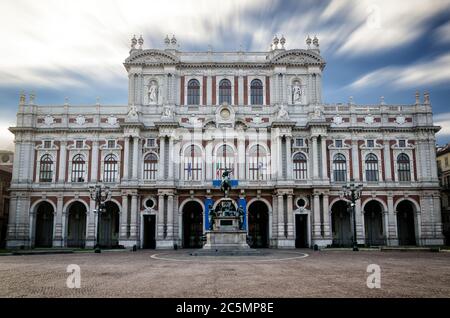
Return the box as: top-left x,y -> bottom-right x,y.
76,115 -> 86,126
44,115 -> 54,126
396,116 -> 406,125
107,116 -> 118,126
333,116 -> 343,125
365,116 -> 374,125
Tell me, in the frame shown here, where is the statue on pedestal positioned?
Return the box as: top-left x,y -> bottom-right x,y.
208,204 -> 216,230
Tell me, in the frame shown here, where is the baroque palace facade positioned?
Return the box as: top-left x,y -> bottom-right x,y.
6,35 -> 444,249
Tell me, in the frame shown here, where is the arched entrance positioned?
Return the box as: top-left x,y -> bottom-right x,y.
248,201 -> 269,248
331,200 -> 352,247
98,201 -> 120,248
182,201 -> 203,248
397,201 -> 416,246
364,200 -> 384,246
67,202 -> 87,248
35,202 -> 54,247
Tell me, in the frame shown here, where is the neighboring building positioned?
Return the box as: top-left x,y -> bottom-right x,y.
6,35 -> 445,249
437,144 -> 450,245
0,150 -> 13,248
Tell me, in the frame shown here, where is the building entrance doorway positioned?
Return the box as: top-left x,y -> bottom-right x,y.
182,201 -> 203,248
248,201 -> 269,248
143,215 -> 156,249
295,214 -> 308,248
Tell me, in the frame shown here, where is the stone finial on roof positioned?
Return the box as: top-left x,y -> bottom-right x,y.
138,35 -> 144,49
424,91 -> 430,104
306,35 -> 312,49
380,96 -> 385,105
280,35 -> 286,49
29,92 -> 35,105
313,35 -> 319,48
19,91 -> 26,105
273,36 -> 279,49
131,35 -> 137,49
171,35 -> 177,45
164,35 -> 170,46
415,90 -> 420,104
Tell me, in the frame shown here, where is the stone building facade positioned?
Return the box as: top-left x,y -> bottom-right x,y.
437,144 -> 450,245
6,35 -> 444,249
0,150 -> 13,248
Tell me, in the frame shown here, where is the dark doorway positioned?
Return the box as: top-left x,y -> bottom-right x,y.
143,215 -> 156,249
98,201 -> 120,248
331,200 -> 352,247
35,202 -> 54,247
364,201 -> 385,246
67,202 -> 87,248
295,214 -> 308,248
182,201 -> 203,248
248,201 -> 269,248
397,201 -> 416,246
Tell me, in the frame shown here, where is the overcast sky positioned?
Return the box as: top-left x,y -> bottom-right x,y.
1,0 -> 449,150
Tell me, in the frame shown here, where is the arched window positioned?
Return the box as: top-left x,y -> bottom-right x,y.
248,145 -> 268,180
333,153 -> 347,182
103,154 -> 118,183
187,79 -> 200,105
293,152 -> 308,180
143,153 -> 158,180
365,153 -> 379,182
39,154 -> 53,183
71,154 -> 86,183
215,145 -> 234,179
397,153 -> 411,182
250,79 -> 263,105
219,79 -> 232,104
183,145 -> 202,181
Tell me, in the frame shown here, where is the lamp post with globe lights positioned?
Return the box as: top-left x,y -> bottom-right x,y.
89,184 -> 112,253
340,179 -> 363,251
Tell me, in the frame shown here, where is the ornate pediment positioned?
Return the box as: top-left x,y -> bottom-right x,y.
271,49 -> 325,68
125,49 -> 179,65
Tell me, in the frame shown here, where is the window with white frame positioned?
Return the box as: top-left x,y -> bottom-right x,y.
75,140 -> 84,149
248,144 -> 268,180
293,152 -> 308,180
187,79 -> 200,105
143,153 -> 158,180
147,138 -> 156,148
183,145 -> 202,181
365,153 -> 379,182
103,154 -> 118,182
43,140 -> 52,149
335,140 -> 343,148
397,153 -> 411,182
107,140 -> 116,149
39,154 -> 54,182
367,140 -> 374,148
333,153 -> 347,182
71,154 -> 86,182
219,79 -> 232,104
250,79 -> 263,105
295,138 -> 304,147
398,139 -> 406,148
215,145 -> 234,179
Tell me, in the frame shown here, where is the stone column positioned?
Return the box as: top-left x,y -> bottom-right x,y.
286,136 -> 292,180
157,194 -> 165,239
416,211 -> 422,246
123,137 -> 130,181
271,130 -> 279,180
205,141 -> 213,181
238,134 -> 246,180
167,194 -> 174,239
287,194 -> 294,239
387,194 -> 398,246
53,195 -> 64,247
271,194 -> 278,244
355,199 -> 364,244
159,137 -> 165,180
86,198 -> 96,247
312,137 -> 319,179
120,194 -> 128,241
351,140 -> 360,181
383,210 -> 390,244
321,137 -> 328,180
130,194 -> 138,242
313,193 -> 321,239
322,194 -> 331,240
168,137 -> 174,180
132,137 -> 139,180
91,140 -> 99,182
58,141 -> 67,183
277,194 -> 285,239
384,140 -> 392,182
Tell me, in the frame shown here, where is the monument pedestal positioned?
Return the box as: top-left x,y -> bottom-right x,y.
203,215 -> 250,250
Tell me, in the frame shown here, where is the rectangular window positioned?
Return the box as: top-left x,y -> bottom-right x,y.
76,140 -> 84,149
108,140 -> 116,149
296,138 -> 304,147
335,140 -> 343,148
367,140 -> 374,148
44,141 -> 52,149
147,138 -> 155,147
399,140 -> 406,147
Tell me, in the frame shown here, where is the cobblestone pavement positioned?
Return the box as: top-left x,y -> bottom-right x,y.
0,250 -> 449,298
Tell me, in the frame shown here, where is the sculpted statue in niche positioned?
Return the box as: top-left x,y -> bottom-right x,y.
148,80 -> 159,104
292,80 -> 302,104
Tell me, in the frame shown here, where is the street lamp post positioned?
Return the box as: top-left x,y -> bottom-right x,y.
89,184 -> 112,253
340,179 -> 363,251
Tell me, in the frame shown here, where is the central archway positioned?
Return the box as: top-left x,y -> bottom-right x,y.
364,200 -> 384,246
396,200 -> 417,246
98,201 -> 120,248
247,201 -> 269,248
35,201 -> 54,248
67,201 -> 87,248
331,200 -> 352,247
182,201 -> 204,248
